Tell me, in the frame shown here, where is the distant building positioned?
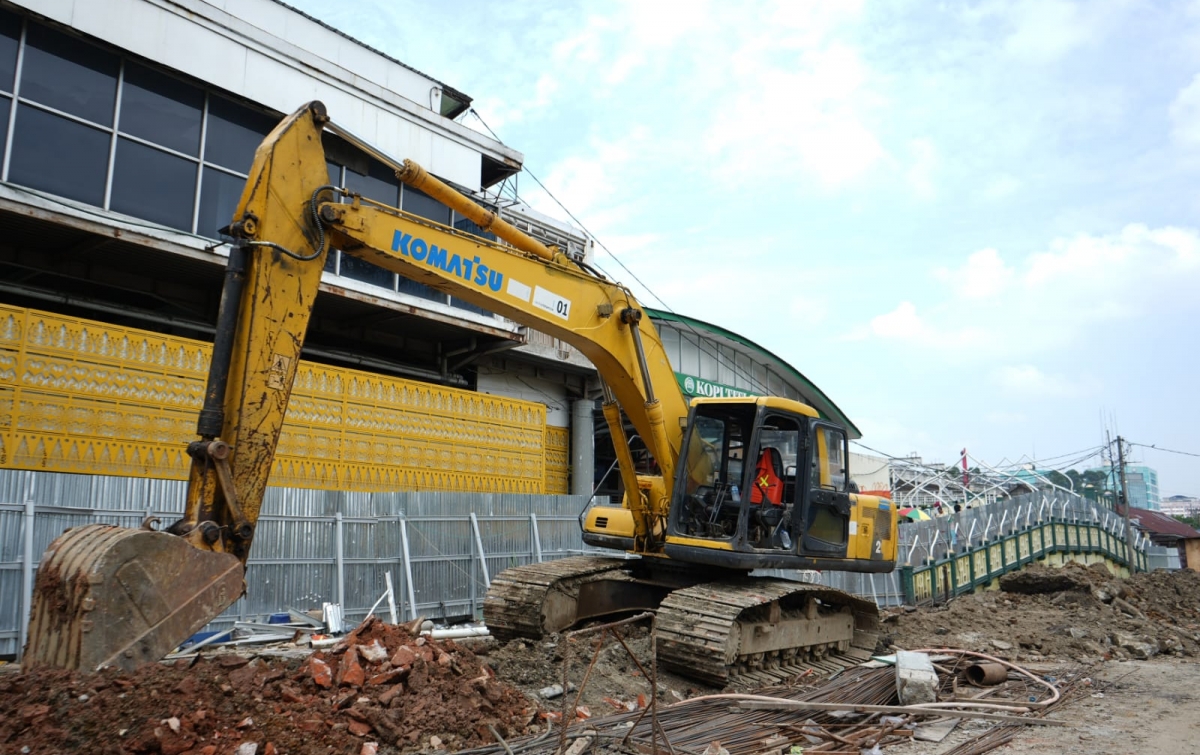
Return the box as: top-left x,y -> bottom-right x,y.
1125,465 -> 1161,511
1162,495 -> 1200,518
1130,507 -> 1200,571
1086,464 -> 1161,511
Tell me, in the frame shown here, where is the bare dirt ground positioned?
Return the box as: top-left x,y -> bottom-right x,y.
2,562 -> 1199,755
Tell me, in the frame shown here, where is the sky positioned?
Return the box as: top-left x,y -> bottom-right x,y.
286,0 -> 1200,496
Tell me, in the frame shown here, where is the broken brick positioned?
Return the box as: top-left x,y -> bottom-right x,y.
229,661 -> 261,689
216,654 -> 250,669
389,646 -> 416,668
337,646 -> 366,688
377,684 -> 405,707
358,640 -> 388,664
348,719 -> 373,737
367,668 -> 407,687
310,657 -> 333,689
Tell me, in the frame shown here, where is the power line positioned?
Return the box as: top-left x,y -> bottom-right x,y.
1130,442 -> 1200,458
467,109 -> 775,397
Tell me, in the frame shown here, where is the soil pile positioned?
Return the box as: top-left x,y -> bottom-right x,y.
0,618 -> 539,755
886,562 -> 1200,663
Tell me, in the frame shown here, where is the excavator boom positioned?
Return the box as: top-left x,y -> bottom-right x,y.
25,102 -> 893,683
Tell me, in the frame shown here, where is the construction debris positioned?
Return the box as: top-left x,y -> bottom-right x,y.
894,651 -> 938,704
0,617 -> 539,755
4,560 -> 1199,755
886,562 -> 1200,662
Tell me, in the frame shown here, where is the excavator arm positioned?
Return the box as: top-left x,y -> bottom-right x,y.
25,101 -> 687,670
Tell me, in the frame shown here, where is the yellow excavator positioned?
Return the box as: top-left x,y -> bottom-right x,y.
24,102 -> 897,684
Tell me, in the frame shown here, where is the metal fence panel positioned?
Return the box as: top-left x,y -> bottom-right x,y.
0,469 -> 1158,658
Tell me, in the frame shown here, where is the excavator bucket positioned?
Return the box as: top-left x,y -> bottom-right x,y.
24,524 -> 243,672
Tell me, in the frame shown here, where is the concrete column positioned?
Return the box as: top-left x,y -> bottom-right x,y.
571,399 -> 595,497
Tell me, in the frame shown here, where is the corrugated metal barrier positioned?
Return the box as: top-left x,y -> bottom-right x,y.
0,468 -> 600,659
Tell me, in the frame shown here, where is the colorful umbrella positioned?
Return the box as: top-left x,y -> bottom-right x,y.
898,507 -> 931,521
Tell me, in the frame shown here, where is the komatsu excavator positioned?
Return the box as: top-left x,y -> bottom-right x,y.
25,102 -> 897,684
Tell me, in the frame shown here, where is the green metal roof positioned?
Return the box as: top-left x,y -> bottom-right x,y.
646,308 -> 861,439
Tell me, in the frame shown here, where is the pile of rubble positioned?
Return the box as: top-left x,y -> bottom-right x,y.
886,562 -> 1200,663
0,618 -> 539,755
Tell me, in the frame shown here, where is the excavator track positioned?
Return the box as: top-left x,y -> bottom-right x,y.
655,579 -> 880,686
483,555 -> 629,641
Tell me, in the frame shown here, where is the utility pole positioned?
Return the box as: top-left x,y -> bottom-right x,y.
1115,435 -> 1137,573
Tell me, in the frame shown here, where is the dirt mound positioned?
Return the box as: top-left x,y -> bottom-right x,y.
0,618 -> 540,755
886,562 -> 1200,664
998,561 -> 1108,593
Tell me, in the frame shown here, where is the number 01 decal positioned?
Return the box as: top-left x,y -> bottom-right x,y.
533,286 -> 572,320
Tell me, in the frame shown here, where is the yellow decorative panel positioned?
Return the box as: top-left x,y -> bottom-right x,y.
0,305 -> 549,493
544,426 -> 570,495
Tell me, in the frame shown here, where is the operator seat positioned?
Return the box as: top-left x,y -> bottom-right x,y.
750,447 -> 784,505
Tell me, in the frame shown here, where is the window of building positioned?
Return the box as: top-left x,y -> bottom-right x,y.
402,184 -> 451,225
0,14 -> 503,319
9,105 -> 109,205
0,9 -> 20,92
111,137 -> 197,230
20,23 -> 118,125
204,94 -> 275,173
659,327 -> 680,368
345,161 -> 400,206
120,62 -> 203,156
196,166 -> 245,239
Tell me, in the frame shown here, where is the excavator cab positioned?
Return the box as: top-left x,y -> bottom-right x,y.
663,396 -> 894,572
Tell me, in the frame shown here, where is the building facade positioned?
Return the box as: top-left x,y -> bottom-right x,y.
0,0 -> 855,504
1124,465 -> 1160,511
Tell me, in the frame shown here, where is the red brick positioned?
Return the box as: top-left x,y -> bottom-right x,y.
337,646 -> 366,688
389,646 -> 416,668
367,668 -> 407,686
348,720 -> 373,737
310,657 -> 333,689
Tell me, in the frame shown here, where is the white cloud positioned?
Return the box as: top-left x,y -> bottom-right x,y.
905,138 -> 938,199
981,174 -> 1022,200
984,411 -> 1029,425
993,364 -> 1099,398
869,301 -> 927,341
703,42 -> 885,189
1170,73 -> 1200,147
963,0 -> 1112,64
855,223 -> 1200,357
1002,0 -> 1097,63
935,248 -> 1014,300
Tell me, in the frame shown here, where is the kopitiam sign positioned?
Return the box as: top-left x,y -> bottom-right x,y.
676,373 -> 754,399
